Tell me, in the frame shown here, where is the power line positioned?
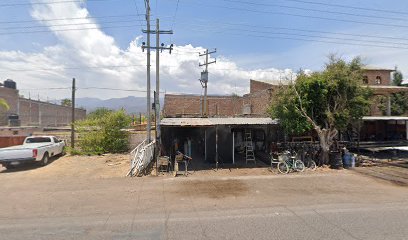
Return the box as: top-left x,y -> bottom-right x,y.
0,0 -> 114,7
0,14 -> 142,25
220,0 -> 408,22
0,19 -> 142,31
0,24 -> 142,35
178,22 -> 408,47
181,1 -> 408,30
177,25 -> 408,50
282,0 -> 408,16
0,64 -> 147,73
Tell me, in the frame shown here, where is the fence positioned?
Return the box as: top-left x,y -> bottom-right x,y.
127,140 -> 156,177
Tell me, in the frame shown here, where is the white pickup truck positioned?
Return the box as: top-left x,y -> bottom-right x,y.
0,136 -> 65,169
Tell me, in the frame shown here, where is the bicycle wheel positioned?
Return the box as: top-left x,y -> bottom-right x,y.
307,160 -> 317,170
277,162 -> 289,174
294,160 -> 305,172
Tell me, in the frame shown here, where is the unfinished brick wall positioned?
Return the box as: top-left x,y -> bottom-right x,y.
163,94 -> 244,117
250,80 -> 275,94
363,69 -> 392,86
0,86 -> 86,127
243,89 -> 274,117
19,98 -> 86,127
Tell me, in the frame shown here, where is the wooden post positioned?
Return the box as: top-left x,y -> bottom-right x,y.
232,130 -> 235,165
71,78 -> 76,149
204,129 -> 207,162
215,125 -> 218,169
406,121 -> 408,140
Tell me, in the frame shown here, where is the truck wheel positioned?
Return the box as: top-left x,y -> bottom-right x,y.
41,153 -> 49,166
3,164 -> 15,170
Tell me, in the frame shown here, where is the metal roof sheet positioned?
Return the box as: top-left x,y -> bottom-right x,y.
161,117 -> 278,127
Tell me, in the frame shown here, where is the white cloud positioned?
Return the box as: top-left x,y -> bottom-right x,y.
0,1 -> 292,101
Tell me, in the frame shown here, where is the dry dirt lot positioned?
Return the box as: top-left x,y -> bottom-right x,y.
0,154 -> 130,179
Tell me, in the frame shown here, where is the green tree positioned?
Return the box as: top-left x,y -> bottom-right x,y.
268,56 -> 372,165
75,109 -> 131,155
87,108 -> 113,120
0,98 -> 9,110
383,70 -> 408,115
61,98 -> 72,107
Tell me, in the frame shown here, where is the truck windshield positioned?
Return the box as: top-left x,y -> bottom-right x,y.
25,137 -> 52,143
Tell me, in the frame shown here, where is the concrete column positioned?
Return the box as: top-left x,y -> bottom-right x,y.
386,95 -> 391,116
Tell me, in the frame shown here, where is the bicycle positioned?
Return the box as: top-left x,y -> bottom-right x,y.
271,150 -> 305,174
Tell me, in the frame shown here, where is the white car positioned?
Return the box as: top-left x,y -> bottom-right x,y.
0,136 -> 65,169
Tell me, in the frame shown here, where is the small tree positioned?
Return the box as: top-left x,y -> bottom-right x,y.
0,98 -> 9,110
268,56 -> 372,165
61,98 -> 72,107
75,109 -> 131,155
383,70 -> 408,115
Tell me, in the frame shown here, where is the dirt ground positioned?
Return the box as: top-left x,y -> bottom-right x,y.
0,154 -> 130,179
1,152 -> 408,188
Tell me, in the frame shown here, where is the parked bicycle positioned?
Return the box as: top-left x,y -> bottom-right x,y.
271,150 -> 305,174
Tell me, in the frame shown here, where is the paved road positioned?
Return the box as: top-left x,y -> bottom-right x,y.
1,168 -> 408,239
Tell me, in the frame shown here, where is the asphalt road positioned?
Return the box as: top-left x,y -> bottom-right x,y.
1,166 -> 408,240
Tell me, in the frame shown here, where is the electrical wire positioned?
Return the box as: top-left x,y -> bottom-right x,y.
177,25 -> 408,50
0,19 -> 143,31
177,22 -> 408,47
0,24 -> 143,35
181,1 -> 408,30
220,0 -> 408,22
282,0 -> 408,16
0,14 -> 143,25
0,0 -> 115,7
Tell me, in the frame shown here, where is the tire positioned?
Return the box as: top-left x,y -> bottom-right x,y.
3,164 -> 15,170
41,153 -> 49,166
277,162 -> 289,174
294,160 -> 305,172
307,160 -> 317,170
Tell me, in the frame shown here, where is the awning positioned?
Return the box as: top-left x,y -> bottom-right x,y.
161,117 -> 278,127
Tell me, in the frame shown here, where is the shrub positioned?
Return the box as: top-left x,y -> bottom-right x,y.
75,109 -> 131,155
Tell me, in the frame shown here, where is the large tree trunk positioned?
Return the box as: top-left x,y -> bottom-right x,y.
316,128 -> 338,166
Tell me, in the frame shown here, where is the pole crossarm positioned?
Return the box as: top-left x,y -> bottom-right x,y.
142,30 -> 173,34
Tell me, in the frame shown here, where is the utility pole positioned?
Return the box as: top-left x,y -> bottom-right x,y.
199,49 -> 217,117
144,0 -> 152,143
142,19 -> 173,140
71,78 -> 76,149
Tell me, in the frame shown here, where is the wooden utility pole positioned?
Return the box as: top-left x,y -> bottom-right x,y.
71,78 -> 76,149
199,49 -> 217,117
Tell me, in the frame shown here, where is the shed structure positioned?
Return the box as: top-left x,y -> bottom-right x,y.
161,117 -> 279,168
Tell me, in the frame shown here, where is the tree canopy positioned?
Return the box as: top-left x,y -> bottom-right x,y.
61,98 -> 72,107
268,56 -> 372,164
0,98 -> 9,111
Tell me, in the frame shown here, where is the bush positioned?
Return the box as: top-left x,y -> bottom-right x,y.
75,109 -> 131,155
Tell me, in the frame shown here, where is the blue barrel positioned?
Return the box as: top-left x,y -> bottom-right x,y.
343,153 -> 353,168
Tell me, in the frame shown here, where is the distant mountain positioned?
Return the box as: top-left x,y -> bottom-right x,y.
74,96 -> 163,114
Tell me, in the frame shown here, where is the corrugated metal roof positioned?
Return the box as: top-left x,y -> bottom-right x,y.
363,116 -> 408,121
161,117 -> 278,127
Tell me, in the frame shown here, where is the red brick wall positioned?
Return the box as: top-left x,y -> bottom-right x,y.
250,80 -> 274,93
163,94 -> 244,117
363,69 -> 392,86
0,86 -> 86,127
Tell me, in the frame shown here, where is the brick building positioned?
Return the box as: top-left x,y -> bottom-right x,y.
0,80 -> 86,127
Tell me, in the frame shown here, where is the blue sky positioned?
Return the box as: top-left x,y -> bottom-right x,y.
1,0 -> 408,100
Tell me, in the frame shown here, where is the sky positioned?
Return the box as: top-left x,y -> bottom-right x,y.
1,0 -> 408,101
